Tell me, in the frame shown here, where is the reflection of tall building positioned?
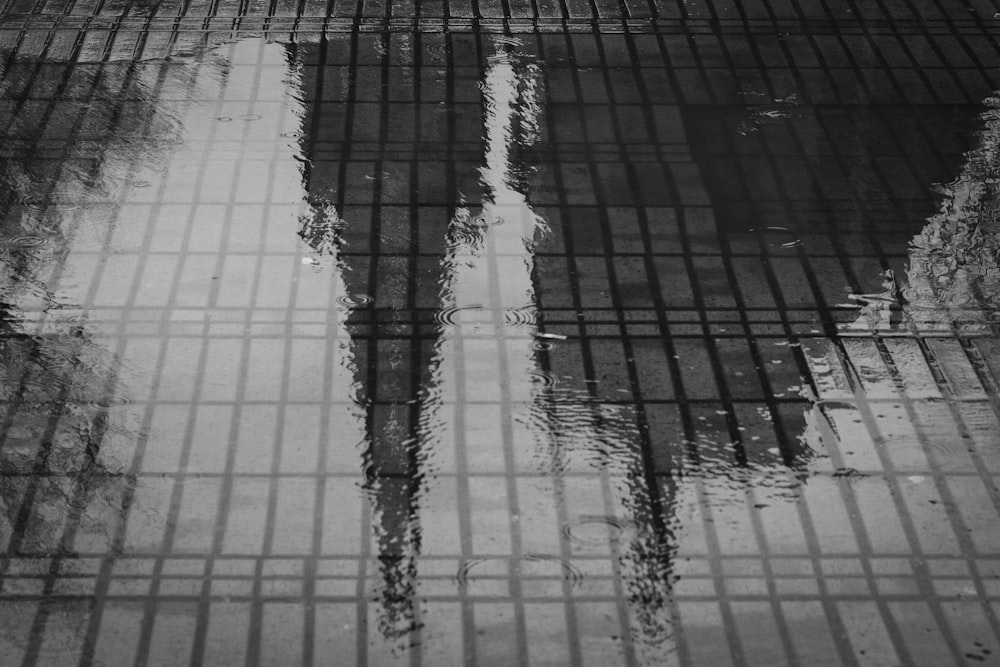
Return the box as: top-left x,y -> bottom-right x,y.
291,37 -> 457,641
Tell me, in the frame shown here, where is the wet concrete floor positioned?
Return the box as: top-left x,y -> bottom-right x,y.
1,0 -> 1000,664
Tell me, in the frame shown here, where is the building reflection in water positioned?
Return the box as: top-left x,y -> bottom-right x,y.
291,34 -> 813,661
292,38 -> 431,645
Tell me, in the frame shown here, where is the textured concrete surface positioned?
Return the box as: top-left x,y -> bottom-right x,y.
1,0 -> 1000,664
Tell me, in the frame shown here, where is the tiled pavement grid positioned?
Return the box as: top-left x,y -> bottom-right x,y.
1,0 -> 1000,665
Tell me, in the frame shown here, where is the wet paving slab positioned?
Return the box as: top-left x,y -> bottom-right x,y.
1,3 -> 1000,665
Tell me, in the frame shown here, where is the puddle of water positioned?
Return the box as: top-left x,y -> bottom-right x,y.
0,24 -> 998,667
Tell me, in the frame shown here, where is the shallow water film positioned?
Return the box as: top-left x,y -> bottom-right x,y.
1,0 -> 1000,664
